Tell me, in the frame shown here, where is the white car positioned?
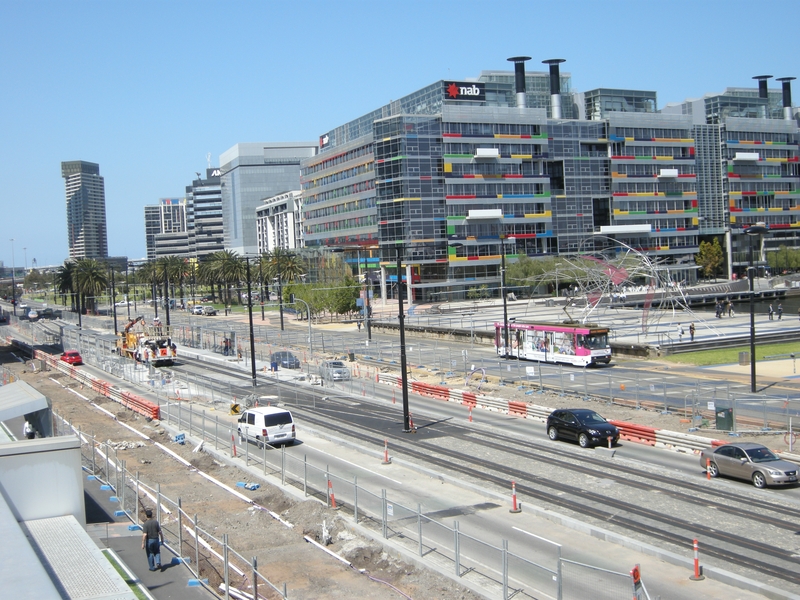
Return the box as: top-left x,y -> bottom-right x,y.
237,407 -> 295,448
192,305 -> 204,315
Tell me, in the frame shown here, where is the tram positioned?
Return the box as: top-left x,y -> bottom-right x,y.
495,321 -> 611,366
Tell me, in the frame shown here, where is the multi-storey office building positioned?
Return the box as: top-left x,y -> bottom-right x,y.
144,205 -> 161,261
255,190 -> 303,253
220,142 -> 317,256
187,168 -> 223,259
302,61 -> 797,302
153,198 -> 191,259
61,160 -> 108,260
664,86 -> 800,276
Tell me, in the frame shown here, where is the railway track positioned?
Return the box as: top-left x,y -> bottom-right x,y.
169,357 -> 800,592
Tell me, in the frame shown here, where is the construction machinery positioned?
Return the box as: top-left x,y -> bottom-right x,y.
117,316 -> 177,366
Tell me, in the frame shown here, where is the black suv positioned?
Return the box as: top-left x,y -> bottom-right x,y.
546,409 -> 619,448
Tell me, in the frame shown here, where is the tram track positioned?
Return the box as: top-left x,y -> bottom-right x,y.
158,359 -> 800,588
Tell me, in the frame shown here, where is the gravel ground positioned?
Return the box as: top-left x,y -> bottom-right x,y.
3,345 -> 483,600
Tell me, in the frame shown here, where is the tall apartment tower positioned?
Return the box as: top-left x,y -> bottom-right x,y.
61,160 -> 109,260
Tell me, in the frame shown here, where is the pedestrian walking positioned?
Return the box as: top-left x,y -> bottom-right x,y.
677,323 -> 684,343
23,420 -> 35,439
777,303 -> 783,320
689,323 -> 695,342
141,508 -> 164,572
768,303 -> 774,320
727,300 -> 734,317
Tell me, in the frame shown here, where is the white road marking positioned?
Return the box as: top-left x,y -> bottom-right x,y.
303,445 -> 403,484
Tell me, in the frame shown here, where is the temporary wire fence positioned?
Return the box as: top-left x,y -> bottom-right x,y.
52,411 -> 289,600
152,399 -> 643,600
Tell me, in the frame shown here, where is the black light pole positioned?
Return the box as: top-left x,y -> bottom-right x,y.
276,274 -> 284,331
363,251 -> 372,341
396,247 -> 412,432
259,258 -> 265,321
500,236 -> 515,357
163,269 -> 171,327
125,263 -> 131,320
9,238 -> 16,316
110,267 -> 118,336
746,223 -> 769,393
152,274 -> 158,320
245,257 -> 258,388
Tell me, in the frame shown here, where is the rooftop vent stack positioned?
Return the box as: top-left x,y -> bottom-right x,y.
777,77 -> 796,120
543,59 -> 566,119
753,75 -> 773,99
507,56 -> 531,108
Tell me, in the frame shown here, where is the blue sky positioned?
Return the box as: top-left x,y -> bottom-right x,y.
2,0 -> 797,268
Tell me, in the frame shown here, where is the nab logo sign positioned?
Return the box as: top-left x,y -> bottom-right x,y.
210,169 -> 221,177
444,81 -> 485,102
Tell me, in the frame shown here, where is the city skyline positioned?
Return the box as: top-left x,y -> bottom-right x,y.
1,0 -> 798,267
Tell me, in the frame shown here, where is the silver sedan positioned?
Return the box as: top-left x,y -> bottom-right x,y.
700,442 -> 798,488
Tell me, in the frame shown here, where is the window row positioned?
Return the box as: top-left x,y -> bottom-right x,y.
305,180 -> 375,205
304,215 -> 377,234
443,121 -> 544,138
303,144 -> 373,177
445,183 -> 546,196
303,197 -> 377,221
304,162 -> 373,190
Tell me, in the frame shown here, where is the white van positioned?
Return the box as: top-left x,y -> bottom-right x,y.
237,406 -> 295,448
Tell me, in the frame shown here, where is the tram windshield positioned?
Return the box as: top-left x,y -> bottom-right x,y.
578,332 -> 608,350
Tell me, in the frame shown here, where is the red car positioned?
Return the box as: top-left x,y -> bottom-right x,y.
60,350 -> 83,366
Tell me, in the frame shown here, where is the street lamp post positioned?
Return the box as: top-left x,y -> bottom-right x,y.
746,223 -> 769,393
499,236 -> 516,357
110,267 -> 118,336
245,258 -> 258,388
275,275 -> 284,331
396,247 -> 412,433
9,239 -> 16,316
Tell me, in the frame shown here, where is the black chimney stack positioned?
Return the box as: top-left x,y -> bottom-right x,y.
777,77 -> 795,120
543,59 -> 566,118
753,75 -> 773,99
507,56 -> 531,108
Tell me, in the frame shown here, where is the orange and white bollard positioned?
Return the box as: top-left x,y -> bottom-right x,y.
328,477 -> 339,510
382,439 -> 391,465
468,406 -> 473,422
392,389 -> 396,404
408,412 -> 416,431
509,480 -> 521,513
231,433 -> 237,458
689,538 -> 704,580
706,458 -> 711,480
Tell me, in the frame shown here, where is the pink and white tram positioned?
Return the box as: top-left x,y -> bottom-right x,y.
495,321 -> 611,367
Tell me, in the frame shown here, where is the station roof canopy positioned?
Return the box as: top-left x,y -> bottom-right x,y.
0,381 -> 50,422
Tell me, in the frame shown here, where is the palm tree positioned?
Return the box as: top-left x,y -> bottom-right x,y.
55,262 -> 76,310
263,248 -> 306,283
218,250 -> 246,304
135,261 -> 158,303
73,259 -> 108,314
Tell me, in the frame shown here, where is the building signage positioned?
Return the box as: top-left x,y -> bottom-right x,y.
319,134 -> 330,148
443,81 -> 486,102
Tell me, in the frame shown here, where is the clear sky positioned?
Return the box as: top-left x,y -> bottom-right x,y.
2,0 -> 797,269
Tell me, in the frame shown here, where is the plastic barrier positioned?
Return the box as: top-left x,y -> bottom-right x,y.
610,420 -> 657,446
508,401 -> 528,418
34,350 -> 160,421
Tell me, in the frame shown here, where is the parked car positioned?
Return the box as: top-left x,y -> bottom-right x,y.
202,306 -> 217,316
271,351 -> 300,369
192,305 -> 204,315
60,350 -> 83,365
546,409 -> 619,448
700,442 -> 798,488
237,406 -> 295,448
319,360 -> 350,381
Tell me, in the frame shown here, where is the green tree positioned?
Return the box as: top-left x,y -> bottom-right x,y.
73,259 -> 108,314
55,262 -> 77,310
696,238 -> 724,281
